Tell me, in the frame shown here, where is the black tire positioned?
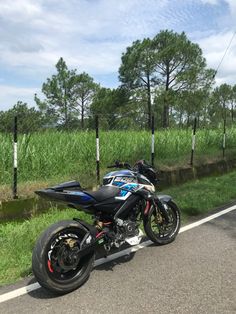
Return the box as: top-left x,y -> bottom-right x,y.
32,220 -> 95,294
144,201 -> 181,245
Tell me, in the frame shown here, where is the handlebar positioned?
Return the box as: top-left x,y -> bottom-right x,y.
107,159 -> 159,185
107,161 -> 131,169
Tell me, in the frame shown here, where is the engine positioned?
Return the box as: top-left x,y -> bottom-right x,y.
116,218 -> 139,239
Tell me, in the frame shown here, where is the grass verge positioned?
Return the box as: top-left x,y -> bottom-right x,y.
1,170 -> 236,286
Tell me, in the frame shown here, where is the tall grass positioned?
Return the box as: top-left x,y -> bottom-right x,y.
0,127 -> 236,186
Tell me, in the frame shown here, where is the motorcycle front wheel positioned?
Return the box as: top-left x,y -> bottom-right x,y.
32,220 -> 95,294
144,201 -> 181,245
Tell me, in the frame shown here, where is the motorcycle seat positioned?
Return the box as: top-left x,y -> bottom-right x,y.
86,186 -> 119,202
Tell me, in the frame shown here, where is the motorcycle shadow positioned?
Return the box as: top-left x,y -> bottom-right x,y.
27,245 -> 140,300
94,250 -> 136,272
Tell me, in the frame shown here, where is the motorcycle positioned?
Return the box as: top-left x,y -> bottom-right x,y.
32,160 -> 181,294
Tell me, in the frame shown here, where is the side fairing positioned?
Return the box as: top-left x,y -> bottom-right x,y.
103,169 -> 155,192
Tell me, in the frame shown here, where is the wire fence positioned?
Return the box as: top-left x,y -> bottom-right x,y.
0,114 -> 236,200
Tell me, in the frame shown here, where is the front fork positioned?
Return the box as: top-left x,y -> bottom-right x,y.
144,198 -> 170,224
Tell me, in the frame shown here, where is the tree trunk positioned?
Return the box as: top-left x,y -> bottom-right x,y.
197,113 -> 200,128
64,102 -> 68,129
179,111 -> 183,128
81,97 -> 84,129
231,103 -> 234,122
64,86 -> 68,129
223,101 -> 226,121
186,113 -> 190,128
163,66 -> 169,128
147,75 -> 151,129
163,102 -> 169,128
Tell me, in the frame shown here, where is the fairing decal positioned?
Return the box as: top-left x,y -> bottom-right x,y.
115,191 -> 132,200
112,181 -> 126,187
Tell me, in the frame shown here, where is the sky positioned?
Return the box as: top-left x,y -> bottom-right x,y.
0,0 -> 236,111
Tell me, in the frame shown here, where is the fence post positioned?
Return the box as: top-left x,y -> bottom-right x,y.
151,115 -> 155,166
13,116 -> 18,199
95,115 -> 100,184
190,117 -> 197,166
223,118 -> 226,158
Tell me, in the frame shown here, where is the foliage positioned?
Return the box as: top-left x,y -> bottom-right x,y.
0,101 -> 43,133
119,30 -> 215,128
212,83 -> 232,120
119,38 -> 157,127
71,72 -> 98,128
89,86 -> 133,128
35,58 -> 97,129
35,57 -> 77,129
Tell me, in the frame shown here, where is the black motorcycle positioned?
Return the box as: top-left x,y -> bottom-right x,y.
32,160 -> 181,294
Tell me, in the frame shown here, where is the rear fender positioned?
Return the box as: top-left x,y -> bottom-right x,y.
73,218 -> 97,238
72,219 -> 98,259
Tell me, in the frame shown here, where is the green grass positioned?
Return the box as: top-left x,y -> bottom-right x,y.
164,170 -> 236,218
1,128 -> 236,190
1,170 -> 236,286
0,208 -> 90,286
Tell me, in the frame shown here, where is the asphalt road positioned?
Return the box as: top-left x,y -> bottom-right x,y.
0,208 -> 236,314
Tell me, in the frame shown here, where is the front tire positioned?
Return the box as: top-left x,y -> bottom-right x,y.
32,220 -> 95,294
144,201 -> 181,245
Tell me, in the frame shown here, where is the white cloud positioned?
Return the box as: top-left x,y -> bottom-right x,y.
200,0 -> 219,5
197,31 -> 236,85
0,0 -> 236,110
0,85 -> 40,110
0,0 -> 172,80
0,0 -> 41,19
225,0 -> 236,18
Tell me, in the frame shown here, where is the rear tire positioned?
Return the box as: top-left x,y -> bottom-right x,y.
144,201 -> 181,245
32,220 -> 95,294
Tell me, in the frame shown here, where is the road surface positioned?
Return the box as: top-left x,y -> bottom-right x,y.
0,205 -> 236,313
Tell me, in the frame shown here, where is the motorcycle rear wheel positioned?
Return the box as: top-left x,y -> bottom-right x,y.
144,201 -> 181,245
32,220 -> 95,294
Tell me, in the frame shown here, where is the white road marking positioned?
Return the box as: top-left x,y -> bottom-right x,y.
0,283 -> 40,304
179,204 -> 236,233
0,204 -> 235,304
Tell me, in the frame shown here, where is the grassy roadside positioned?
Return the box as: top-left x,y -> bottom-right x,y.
1,152 -> 236,201
1,170 -> 236,286
1,128 -> 236,199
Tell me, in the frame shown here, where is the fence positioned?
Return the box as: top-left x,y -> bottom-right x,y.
0,114 -> 236,200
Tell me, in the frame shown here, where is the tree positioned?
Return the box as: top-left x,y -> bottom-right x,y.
230,85 -> 236,122
90,86 -> 132,129
71,72 -> 98,129
119,38 -> 158,128
0,101 -> 43,133
119,30 -> 212,128
35,57 -> 77,129
152,30 -> 212,128
171,68 -> 215,127
212,84 -> 232,122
